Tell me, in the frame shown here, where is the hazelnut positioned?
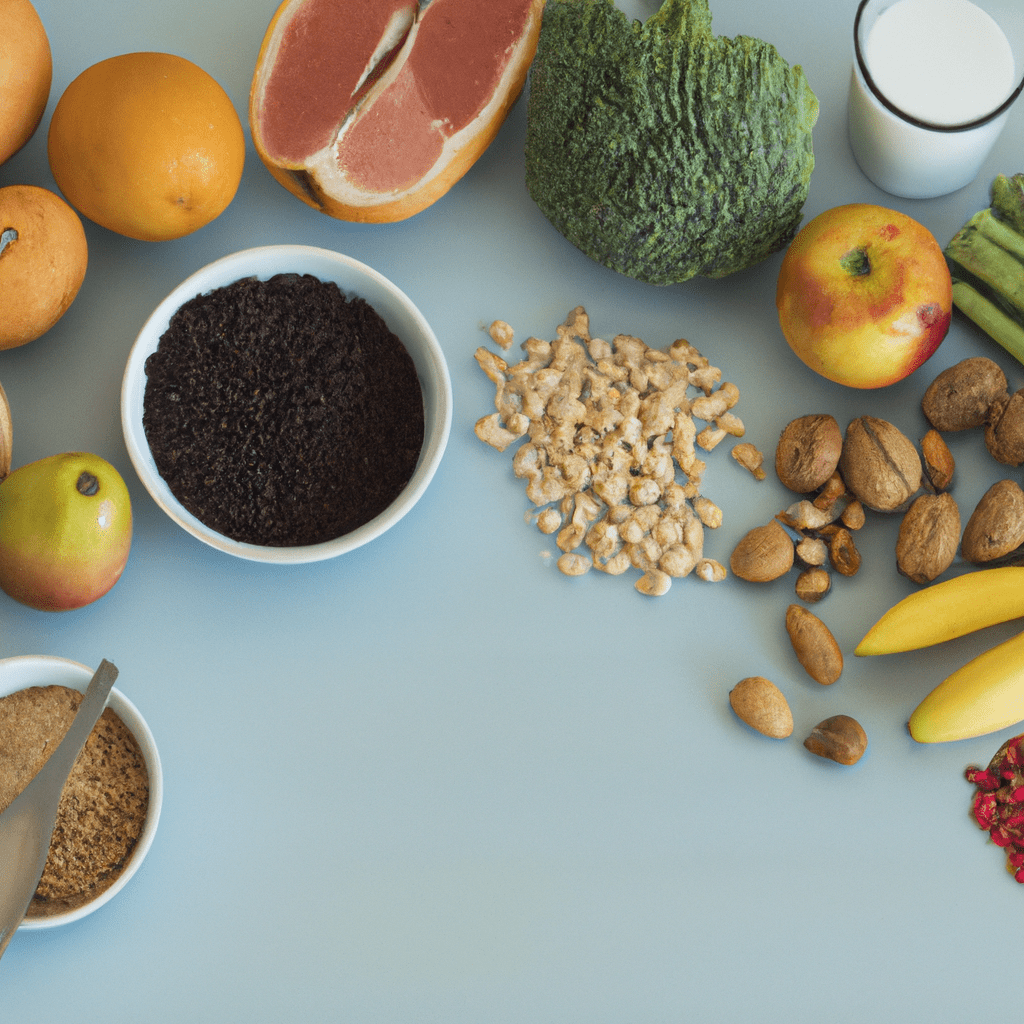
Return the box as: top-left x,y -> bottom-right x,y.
804,715 -> 867,765
838,416 -> 921,512
921,357 -> 1007,431
896,492 -> 960,583
961,479 -> 1024,563
775,414 -> 843,494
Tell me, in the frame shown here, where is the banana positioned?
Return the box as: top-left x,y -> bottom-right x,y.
855,566 -> 1024,656
909,628 -> 1024,743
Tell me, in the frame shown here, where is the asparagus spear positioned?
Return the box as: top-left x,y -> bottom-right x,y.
950,281 -> 1024,365
945,173 -> 1024,366
991,172 -> 1024,233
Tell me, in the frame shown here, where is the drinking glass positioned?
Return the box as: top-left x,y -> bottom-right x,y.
848,0 -> 1024,199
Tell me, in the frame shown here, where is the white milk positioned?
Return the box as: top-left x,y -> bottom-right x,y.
848,0 -> 1020,198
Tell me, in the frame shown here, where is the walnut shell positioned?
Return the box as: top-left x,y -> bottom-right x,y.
838,416 -> 921,512
921,428 -> 954,492
794,566 -> 831,603
804,715 -> 867,765
922,357 -> 1007,431
984,388 -> 1024,467
729,676 -> 793,739
729,520 -> 795,582
896,492 -> 960,584
961,479 -> 1024,563
775,414 -> 843,494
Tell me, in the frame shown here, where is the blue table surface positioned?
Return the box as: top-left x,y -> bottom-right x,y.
3,1 -> 1023,1020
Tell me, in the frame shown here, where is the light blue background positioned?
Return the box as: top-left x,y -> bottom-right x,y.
2,1 -> 1022,1020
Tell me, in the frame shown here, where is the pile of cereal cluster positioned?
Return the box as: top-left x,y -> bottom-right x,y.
474,307 -> 758,596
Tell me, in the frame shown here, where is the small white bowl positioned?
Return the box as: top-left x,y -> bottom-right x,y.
121,245 -> 452,563
0,655 -> 163,930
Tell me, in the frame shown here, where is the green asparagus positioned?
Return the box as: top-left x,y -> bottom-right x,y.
945,173 -> 1024,365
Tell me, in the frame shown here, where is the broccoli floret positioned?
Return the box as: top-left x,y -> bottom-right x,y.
525,0 -> 819,285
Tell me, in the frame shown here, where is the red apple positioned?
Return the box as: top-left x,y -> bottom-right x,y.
776,204 -> 952,389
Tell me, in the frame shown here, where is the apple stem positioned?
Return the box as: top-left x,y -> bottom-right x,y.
0,228 -> 17,259
840,247 -> 871,277
77,471 -> 100,497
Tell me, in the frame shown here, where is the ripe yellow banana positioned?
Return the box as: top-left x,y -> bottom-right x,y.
856,566 -> 1024,656
909,628 -> 1024,743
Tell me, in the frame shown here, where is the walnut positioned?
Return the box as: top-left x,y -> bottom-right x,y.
961,479 -> 1024,563
984,388 -> 1024,466
921,356 -> 1007,431
729,520 -> 795,582
895,492 -> 960,584
838,416 -> 921,512
775,414 -> 843,494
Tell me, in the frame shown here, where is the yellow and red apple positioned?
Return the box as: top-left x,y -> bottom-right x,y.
0,452 -> 132,611
776,204 -> 951,389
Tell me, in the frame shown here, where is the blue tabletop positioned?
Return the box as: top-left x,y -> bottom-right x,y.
2,1 -> 1022,1020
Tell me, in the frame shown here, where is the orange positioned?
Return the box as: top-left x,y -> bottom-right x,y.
0,184 -> 88,350
47,52 -> 245,242
0,0 -> 52,165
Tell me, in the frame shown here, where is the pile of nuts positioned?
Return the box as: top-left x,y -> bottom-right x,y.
728,602 -> 867,765
730,355 -> 1024,597
921,357 -> 1024,566
726,354 -> 1024,765
474,307 -> 754,596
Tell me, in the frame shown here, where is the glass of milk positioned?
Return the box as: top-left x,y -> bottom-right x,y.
848,0 -> 1024,199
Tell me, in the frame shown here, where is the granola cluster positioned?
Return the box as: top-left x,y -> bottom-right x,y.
474,307 -> 756,596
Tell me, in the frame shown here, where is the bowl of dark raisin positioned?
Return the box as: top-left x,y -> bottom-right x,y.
121,245 -> 452,562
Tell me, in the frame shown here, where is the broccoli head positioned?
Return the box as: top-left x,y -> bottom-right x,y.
525,0 -> 819,284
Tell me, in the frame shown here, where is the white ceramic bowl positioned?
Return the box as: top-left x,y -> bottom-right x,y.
0,655 -> 163,930
121,245 -> 452,563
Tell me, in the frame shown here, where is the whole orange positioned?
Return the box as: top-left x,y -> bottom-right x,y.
47,52 -> 245,241
0,184 -> 88,350
0,0 -> 52,165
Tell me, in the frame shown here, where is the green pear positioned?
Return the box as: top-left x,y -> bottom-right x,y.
0,452 -> 132,611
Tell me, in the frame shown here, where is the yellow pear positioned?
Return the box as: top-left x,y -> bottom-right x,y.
0,452 -> 132,611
